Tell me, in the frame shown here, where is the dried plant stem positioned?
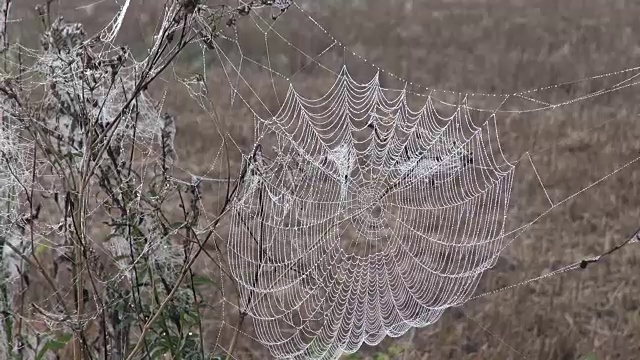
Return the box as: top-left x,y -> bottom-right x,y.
124,211 -> 228,360
72,196 -> 85,360
0,2 -> 280,359
2,240 -> 69,316
227,313 -> 246,358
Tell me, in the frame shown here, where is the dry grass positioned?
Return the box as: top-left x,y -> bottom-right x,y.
9,0 -> 640,359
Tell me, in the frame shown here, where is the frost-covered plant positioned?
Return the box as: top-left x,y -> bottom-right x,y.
0,121 -> 30,358
0,1 -> 284,359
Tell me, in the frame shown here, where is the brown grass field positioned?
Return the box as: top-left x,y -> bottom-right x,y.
9,0 -> 640,359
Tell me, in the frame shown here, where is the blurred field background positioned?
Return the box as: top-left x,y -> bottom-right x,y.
9,0 -> 640,359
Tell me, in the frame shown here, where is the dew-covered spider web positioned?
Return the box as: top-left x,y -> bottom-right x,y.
227,69 -> 515,358
174,2 -> 640,359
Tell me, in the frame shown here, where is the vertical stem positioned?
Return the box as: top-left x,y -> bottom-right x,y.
0,0 -> 9,55
0,1 -> 13,358
229,150 -> 264,358
226,314 -> 245,358
71,190 -> 84,360
73,241 -> 83,360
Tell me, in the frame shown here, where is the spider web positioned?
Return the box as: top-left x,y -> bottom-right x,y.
228,69 -> 514,359
182,2 -> 640,359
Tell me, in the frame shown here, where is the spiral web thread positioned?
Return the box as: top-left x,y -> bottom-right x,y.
227,68 -> 514,359
181,2 -> 640,359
